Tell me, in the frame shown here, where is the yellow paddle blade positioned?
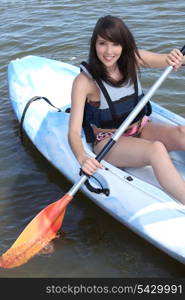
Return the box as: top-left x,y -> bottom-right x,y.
0,194 -> 72,269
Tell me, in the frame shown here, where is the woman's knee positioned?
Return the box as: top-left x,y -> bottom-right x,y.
171,126 -> 185,150
149,141 -> 167,162
177,125 -> 185,137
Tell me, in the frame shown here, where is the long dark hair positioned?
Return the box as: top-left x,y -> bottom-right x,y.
88,15 -> 141,87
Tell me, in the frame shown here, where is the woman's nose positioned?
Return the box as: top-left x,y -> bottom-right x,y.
105,44 -> 112,54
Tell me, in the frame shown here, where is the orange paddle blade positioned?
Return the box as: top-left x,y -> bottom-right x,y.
0,193 -> 72,269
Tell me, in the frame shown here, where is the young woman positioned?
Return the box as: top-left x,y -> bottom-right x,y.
68,15 -> 185,204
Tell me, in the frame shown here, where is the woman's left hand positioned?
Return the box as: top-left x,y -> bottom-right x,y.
166,49 -> 184,71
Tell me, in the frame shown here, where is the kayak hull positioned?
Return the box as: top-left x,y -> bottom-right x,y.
8,55 -> 185,265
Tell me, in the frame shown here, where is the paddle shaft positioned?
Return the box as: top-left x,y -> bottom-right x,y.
69,46 -> 185,197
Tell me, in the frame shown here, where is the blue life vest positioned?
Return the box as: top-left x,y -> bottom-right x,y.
80,61 -> 152,142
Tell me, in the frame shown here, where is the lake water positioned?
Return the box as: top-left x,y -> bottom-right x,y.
0,0 -> 185,278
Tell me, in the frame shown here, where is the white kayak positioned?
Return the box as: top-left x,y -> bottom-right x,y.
8,55 -> 185,265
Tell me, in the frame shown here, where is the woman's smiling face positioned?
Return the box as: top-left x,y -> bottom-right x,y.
95,35 -> 123,69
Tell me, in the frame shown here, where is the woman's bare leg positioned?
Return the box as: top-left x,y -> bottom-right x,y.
94,136 -> 185,204
141,122 -> 185,151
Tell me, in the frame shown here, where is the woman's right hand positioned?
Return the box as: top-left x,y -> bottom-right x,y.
80,156 -> 103,176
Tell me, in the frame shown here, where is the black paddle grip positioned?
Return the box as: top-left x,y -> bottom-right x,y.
95,138 -> 116,162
